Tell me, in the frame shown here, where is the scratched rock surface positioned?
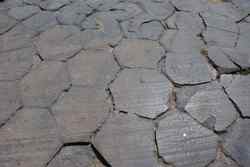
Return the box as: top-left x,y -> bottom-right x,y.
0,108 -> 61,167
94,113 -> 158,167
47,145 -> 104,167
52,86 -> 111,142
156,111 -> 219,167
110,69 -> 173,118
0,0 -> 249,166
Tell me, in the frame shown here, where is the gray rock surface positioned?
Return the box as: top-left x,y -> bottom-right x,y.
0,13 -> 17,35
20,61 -> 70,107
0,108 -> 61,167
8,5 -> 40,20
110,69 -> 173,118
68,48 -> 119,88
114,39 -> 164,69
185,89 -> 238,131
52,86 -> 111,142
222,75 -> 250,117
94,113 -> 157,167
223,119 -> 250,167
208,151 -> 239,167
156,111 -> 218,167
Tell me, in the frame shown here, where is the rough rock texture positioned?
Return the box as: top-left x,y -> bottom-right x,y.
114,39 -> 164,69
0,13 -> 17,35
222,75 -> 250,117
47,145 -> 104,167
20,61 -> 70,107
110,69 -> 173,118
0,108 -> 61,167
185,89 -> 238,131
94,113 -> 157,167
208,151 -> 239,167
156,111 -> 218,167
8,6 -> 40,20
34,25 -> 83,61
68,48 -> 119,88
52,86 -> 111,142
223,119 -> 250,167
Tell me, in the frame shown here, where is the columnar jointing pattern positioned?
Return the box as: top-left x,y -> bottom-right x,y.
0,0 -> 250,167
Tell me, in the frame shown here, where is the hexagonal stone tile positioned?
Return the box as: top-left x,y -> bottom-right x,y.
52,86 -> 111,142
208,151 -> 239,167
34,25 -> 83,61
8,6 -> 40,21
114,39 -> 164,68
160,30 -> 204,53
0,108 -> 61,167
0,47 -> 35,81
68,48 -> 119,88
48,145 -> 104,167
185,89 -> 238,131
110,69 -> 173,118
20,61 -> 70,108
94,113 -> 158,167
203,27 -> 238,48
0,12 -> 17,35
23,11 -> 58,36
156,111 -> 218,167
222,75 -> 250,117
223,119 -> 250,167
0,81 -> 21,126
165,52 -> 215,85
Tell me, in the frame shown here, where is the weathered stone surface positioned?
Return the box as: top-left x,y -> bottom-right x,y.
223,119 -> 250,167
114,39 -> 164,68
48,145 -> 104,167
0,47 -> 35,81
0,108 -> 61,167
94,113 -> 157,167
171,0 -> 208,13
110,69 -> 173,118
0,12 -> 17,35
8,6 -> 40,20
23,11 -> 58,35
222,75 -> 250,117
68,48 -> 119,87
0,81 -> 21,126
52,86 -> 110,142
81,12 -> 122,49
20,61 -> 70,107
34,25 -> 83,61
208,151 -> 239,167
165,52 -> 214,84
156,111 -> 218,167
185,89 -> 238,131
39,0 -> 70,11
160,30 -> 204,53
203,27 -> 238,48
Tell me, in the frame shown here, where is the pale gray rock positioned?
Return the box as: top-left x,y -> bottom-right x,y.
185,89 -> 238,131
68,48 -> 119,88
222,75 -> 250,117
47,145 -> 104,167
171,0 -> 208,13
34,25 -> 83,61
0,47 -> 35,81
94,113 -> 158,167
156,111 -> 218,167
52,86 -> 111,143
114,39 -> 164,68
0,82 -> 21,126
0,108 -> 61,167
110,69 -> 173,118
203,27 -> 238,48
20,61 -> 70,107
139,20 -> 164,40
160,29 -> 204,53
23,11 -> 58,35
39,0 -> 70,11
165,52 -> 214,84
208,151 -> 239,167
8,6 -> 40,20
0,13 -> 17,35
223,119 -> 250,167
